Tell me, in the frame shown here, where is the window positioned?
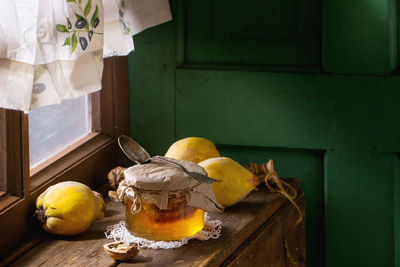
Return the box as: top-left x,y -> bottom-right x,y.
0,57 -> 130,254
29,95 -> 92,170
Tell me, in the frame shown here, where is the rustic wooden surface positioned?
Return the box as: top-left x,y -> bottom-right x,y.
9,179 -> 305,267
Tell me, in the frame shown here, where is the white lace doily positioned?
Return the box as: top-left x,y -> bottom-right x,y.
105,213 -> 222,249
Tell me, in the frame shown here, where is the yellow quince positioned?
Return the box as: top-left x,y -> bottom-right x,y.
35,181 -> 105,236
199,157 -> 260,207
165,137 -> 220,164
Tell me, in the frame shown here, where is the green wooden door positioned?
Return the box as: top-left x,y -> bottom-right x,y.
128,1 -> 400,266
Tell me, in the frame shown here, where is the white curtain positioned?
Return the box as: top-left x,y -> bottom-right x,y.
0,0 -> 172,111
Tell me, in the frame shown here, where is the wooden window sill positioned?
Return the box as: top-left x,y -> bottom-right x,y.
2,179 -> 306,266
30,132 -> 113,192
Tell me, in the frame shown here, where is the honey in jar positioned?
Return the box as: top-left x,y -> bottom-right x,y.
125,193 -> 204,241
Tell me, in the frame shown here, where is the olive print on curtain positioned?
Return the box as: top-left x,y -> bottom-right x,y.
0,0 -> 172,111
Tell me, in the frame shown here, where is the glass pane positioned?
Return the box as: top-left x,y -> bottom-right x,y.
29,95 -> 91,169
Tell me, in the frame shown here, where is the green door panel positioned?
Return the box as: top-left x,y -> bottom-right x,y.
218,146 -> 325,267
128,21 -> 177,156
128,1 -> 400,266
175,69 -> 400,152
186,0 -> 321,66
324,151 -> 395,267
323,0 -> 397,75
395,156 -> 400,267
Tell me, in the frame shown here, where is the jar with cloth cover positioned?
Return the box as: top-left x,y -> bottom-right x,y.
114,156 -> 223,241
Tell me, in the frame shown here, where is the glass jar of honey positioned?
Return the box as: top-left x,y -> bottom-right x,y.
124,193 -> 205,241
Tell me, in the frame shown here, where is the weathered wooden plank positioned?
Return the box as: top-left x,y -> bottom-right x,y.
323,0 -> 397,75
119,181 -> 301,267
169,196 -> 302,266
0,234 -> 43,267
128,20 -> 177,156
5,110 -> 25,197
0,109 -> 6,192
324,151 -> 395,267
224,220 -> 285,267
9,200 -> 122,267
21,113 -> 29,197
219,147 -> 324,267
176,69 -> 400,153
11,180 -> 303,266
111,57 -> 130,139
223,194 -> 306,267
100,58 -> 116,136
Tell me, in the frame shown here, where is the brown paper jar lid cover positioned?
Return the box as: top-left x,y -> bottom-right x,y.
118,156 -> 223,213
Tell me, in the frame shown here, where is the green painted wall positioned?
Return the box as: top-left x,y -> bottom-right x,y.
128,1 -> 400,266
325,151 -> 397,266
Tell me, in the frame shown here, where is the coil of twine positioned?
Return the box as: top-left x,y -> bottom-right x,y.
247,159 -> 303,226
247,159 -> 304,266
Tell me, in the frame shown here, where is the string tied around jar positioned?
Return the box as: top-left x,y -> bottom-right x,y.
110,182 -> 203,215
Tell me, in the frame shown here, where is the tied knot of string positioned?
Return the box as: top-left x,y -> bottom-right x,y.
109,182 -> 202,215
247,160 -> 303,226
247,160 -> 305,266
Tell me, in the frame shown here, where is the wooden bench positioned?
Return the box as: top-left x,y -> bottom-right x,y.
7,179 -> 305,267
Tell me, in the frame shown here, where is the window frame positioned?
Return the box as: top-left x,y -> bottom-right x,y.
0,56 -> 130,254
